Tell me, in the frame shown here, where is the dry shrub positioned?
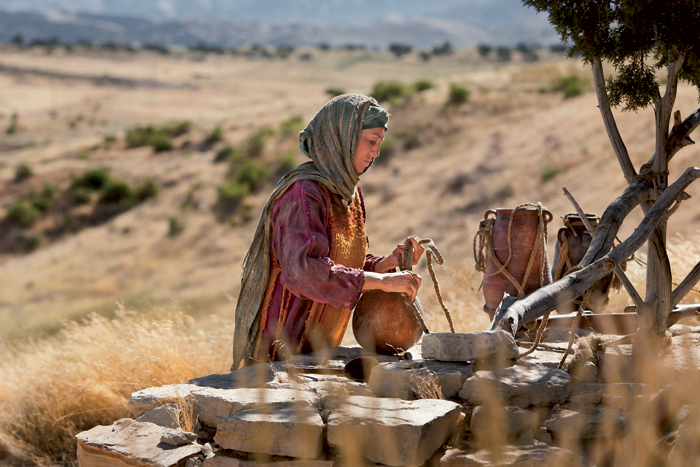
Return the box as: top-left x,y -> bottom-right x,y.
0,307 -> 232,466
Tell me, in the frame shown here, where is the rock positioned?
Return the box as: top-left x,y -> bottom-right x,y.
160,431 -> 197,446
440,445 -> 582,466
136,403 -> 181,429
600,344 -> 634,384
76,418 -> 201,467
517,347 -> 566,369
569,361 -> 598,385
469,406 -> 542,442
188,387 -> 318,428
264,372 -> 370,397
422,331 -> 519,362
189,363 -> 284,389
214,401 -> 323,459
129,384 -> 199,416
186,458 -> 203,467
459,363 -> 571,407
200,443 -> 214,458
545,405 -> 626,442
515,429 -> 535,446
203,455 -> 333,467
368,360 -> 474,399
324,394 -> 461,467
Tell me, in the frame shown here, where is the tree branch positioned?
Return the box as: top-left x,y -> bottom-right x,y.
490,167 -> 700,335
672,261 -> 700,308
654,54 -> 685,192
667,107 -> 700,161
592,58 -> 637,181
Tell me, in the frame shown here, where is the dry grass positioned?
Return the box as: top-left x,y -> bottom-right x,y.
0,307 -> 232,466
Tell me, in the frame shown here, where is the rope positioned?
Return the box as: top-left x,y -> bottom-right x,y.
558,289 -> 592,369
399,238 -> 456,334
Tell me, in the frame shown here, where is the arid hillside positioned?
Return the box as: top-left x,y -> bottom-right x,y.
2,45 -> 700,345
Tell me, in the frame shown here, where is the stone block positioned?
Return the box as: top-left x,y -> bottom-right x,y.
203,455 -> 333,467
324,395 -> 461,467
129,384 -> 199,416
368,360 -> 474,399
136,403 -> 181,429
459,363 -> 571,407
440,445 -> 582,466
189,363 -> 283,390
469,405 -> 542,441
545,405 -> 626,442
76,418 -> 201,467
214,402 -> 323,459
188,387 -> 317,428
422,331 -> 519,362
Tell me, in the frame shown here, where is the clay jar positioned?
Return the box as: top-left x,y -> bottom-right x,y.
352,290 -> 424,355
482,207 -> 553,313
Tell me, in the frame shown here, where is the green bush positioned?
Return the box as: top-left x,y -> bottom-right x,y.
168,216 -> 185,237
104,134 -> 117,144
541,164 -> 561,181
7,200 -> 39,227
70,186 -> 91,204
205,127 -> 223,145
246,128 -> 274,157
477,44 -> 492,57
136,179 -> 159,201
280,115 -> 304,137
125,121 -> 189,150
235,160 -> 269,191
72,167 -> 110,190
374,136 -> 396,165
326,87 -> 347,97
6,113 -> 18,135
217,180 -> 250,207
448,83 -> 470,106
553,75 -> 586,98
30,185 -> 55,212
370,80 -> 406,103
148,132 -> 173,152
15,163 -> 33,181
12,230 -> 42,252
214,146 -> 240,163
277,152 -> 297,173
413,79 -> 436,92
98,179 -> 135,208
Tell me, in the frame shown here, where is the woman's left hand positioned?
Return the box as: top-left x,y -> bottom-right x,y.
392,236 -> 425,269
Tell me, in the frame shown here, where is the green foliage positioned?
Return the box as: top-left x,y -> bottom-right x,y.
280,115 -> 304,137
6,113 -> 18,134
98,179 -> 135,208
245,127 -> 274,157
388,43 -> 412,58
29,185 -> 55,212
370,80 -> 406,103
432,41 -> 453,56
72,167 -> 110,190
135,179 -> 159,201
523,0 -> 700,111
12,230 -> 42,252
214,145 -> 241,163
477,44 -> 492,57
413,79 -> 437,92
168,216 -> 185,237
541,164 -> 561,181
125,121 -> 189,151
326,87 -> 347,97
217,181 -> 250,207
148,132 -> 174,152
448,83 -> 470,106
15,163 -> 33,182
7,200 -> 39,227
70,186 -> 91,204
496,47 -> 512,62
234,160 -> 269,191
553,75 -> 586,98
374,136 -> 396,165
277,152 -> 297,173
205,127 -> 223,145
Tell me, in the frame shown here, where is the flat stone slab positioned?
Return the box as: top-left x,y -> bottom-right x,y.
459,362 -> 571,407
188,387 -> 317,428
440,445 -> 581,466
368,360 -> 474,399
422,331 -> 519,362
190,363 -> 285,389
129,384 -> 199,416
545,404 -> 627,441
265,372 -> 372,397
214,401 -> 323,459
76,418 -> 201,467
136,403 -> 181,429
324,395 -> 461,467
469,405 -> 542,441
203,455 -> 333,467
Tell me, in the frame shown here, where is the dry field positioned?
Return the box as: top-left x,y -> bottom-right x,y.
1,45 -> 700,465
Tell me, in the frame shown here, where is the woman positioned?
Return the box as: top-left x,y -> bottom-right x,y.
232,94 -> 424,369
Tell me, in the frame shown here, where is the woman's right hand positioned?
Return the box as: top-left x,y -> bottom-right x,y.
363,271 -> 422,301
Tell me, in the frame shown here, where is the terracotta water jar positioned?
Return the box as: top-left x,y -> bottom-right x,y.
482,207 -> 553,314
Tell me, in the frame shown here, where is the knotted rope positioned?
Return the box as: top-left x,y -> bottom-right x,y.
399,238 -> 455,334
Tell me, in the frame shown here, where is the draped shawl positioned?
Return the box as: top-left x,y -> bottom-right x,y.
232,94 -> 382,369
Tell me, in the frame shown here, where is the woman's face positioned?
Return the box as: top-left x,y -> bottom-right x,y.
353,127 -> 386,174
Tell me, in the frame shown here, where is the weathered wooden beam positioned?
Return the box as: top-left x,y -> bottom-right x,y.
592,59 -> 637,181
672,261 -> 700,308
490,167 -> 700,335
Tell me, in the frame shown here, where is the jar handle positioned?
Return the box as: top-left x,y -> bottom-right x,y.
484,209 -> 497,220
543,209 -> 553,224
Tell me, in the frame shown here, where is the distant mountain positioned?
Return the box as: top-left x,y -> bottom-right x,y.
0,2 -> 560,49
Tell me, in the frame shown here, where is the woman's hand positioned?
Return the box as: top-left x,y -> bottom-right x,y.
363,271 -> 422,301
374,236 -> 425,273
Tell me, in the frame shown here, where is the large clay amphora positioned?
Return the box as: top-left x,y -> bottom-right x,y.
552,214 -> 615,312
482,207 -> 553,314
352,290 -> 424,355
